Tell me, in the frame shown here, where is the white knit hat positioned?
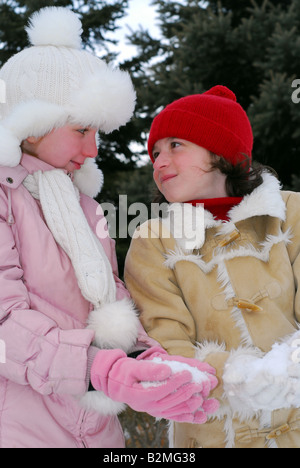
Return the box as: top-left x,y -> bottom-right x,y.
0,7 -> 136,194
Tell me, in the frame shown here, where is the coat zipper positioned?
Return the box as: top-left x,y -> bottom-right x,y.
79,411 -> 88,448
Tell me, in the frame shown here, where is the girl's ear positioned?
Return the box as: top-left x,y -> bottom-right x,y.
26,136 -> 42,144
21,135 -> 43,157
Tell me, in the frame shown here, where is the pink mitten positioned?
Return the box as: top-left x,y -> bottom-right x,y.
137,347 -> 218,398
91,349 -> 219,423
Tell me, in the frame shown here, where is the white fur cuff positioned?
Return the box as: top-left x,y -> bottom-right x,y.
87,298 -> 140,353
80,390 -> 126,416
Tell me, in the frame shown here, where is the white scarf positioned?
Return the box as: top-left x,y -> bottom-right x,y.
23,169 -> 117,307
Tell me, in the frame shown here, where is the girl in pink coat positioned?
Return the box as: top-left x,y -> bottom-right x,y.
0,7 -> 218,448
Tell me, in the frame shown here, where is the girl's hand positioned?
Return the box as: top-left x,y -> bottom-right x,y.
91,348 -> 219,423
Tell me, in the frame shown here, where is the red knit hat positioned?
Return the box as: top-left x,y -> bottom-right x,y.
148,85 -> 253,166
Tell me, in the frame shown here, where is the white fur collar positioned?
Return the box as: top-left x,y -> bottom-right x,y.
227,172 -> 285,224
162,172 -> 285,252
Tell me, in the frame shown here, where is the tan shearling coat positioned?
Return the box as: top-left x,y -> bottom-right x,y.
125,173 -> 300,448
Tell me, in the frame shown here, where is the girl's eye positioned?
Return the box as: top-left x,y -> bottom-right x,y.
171,141 -> 181,149
77,128 -> 88,135
153,151 -> 160,160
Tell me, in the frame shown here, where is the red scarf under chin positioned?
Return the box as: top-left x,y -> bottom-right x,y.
186,197 -> 243,221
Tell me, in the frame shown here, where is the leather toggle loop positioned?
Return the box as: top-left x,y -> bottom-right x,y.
219,230 -> 240,247
266,423 -> 291,440
233,298 -> 263,313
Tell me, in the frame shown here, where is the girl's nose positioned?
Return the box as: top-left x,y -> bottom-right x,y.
83,132 -> 99,158
153,151 -> 171,170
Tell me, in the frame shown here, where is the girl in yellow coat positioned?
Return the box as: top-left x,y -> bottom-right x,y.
125,85 -> 300,448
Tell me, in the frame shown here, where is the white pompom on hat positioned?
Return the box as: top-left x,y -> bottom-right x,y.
26,7 -> 83,49
0,7 -> 136,196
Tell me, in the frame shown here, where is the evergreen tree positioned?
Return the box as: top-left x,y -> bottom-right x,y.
247,0 -> 300,183
125,0 -> 300,185
0,0 -> 129,65
208,0 -> 292,25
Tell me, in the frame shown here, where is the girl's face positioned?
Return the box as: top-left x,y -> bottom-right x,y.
24,124 -> 98,172
152,137 -> 227,202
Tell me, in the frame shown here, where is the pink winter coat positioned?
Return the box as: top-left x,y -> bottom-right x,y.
0,154 -> 153,448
